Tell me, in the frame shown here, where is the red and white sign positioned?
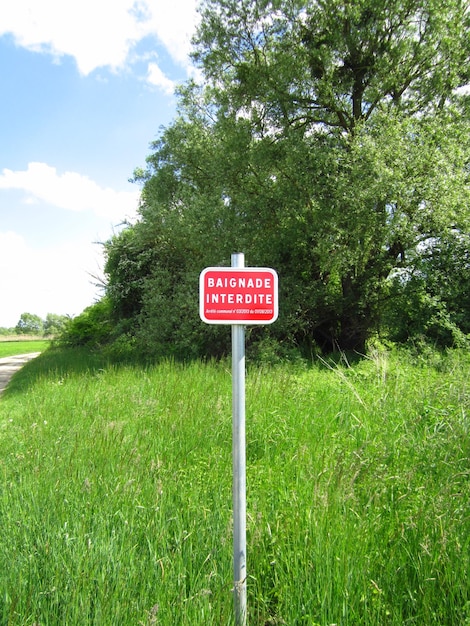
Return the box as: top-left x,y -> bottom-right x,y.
200,267 -> 278,325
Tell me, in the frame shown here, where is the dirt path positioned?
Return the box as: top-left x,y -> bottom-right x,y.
0,353 -> 41,395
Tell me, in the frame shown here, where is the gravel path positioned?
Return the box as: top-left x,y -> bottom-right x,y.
0,353 -> 41,395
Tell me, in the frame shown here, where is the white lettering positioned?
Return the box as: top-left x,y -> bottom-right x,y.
207,273 -> 275,290
205,271 -> 277,317
209,292 -> 275,305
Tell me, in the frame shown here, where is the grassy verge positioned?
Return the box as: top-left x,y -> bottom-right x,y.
0,340 -> 50,358
0,347 -> 469,625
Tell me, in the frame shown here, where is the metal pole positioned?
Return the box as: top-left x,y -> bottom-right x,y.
231,252 -> 247,626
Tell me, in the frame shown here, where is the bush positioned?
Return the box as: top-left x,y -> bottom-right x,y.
59,298 -> 113,348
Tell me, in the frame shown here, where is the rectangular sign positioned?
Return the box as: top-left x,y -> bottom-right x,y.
200,267 -> 278,325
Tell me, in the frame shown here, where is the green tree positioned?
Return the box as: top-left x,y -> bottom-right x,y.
15,312 -> 43,335
105,0 -> 470,355
192,0 -> 470,350
43,313 -> 70,336
105,111 -> 236,358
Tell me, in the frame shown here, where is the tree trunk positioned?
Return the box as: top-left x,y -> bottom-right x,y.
338,275 -> 370,353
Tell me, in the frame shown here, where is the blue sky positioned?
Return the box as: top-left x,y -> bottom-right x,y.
0,0 -> 200,328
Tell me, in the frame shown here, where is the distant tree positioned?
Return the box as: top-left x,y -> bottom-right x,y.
15,313 -> 43,335
43,313 -> 70,336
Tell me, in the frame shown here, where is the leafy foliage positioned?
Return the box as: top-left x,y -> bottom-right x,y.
59,298 -> 113,348
43,313 -> 70,336
1,313 -> 70,338
101,0 -> 470,357
15,312 -> 44,335
384,232 -> 470,347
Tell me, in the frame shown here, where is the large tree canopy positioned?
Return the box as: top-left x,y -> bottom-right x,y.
103,0 -> 470,357
195,0 -> 469,128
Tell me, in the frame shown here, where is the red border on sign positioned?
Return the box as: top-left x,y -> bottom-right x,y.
200,267 -> 278,325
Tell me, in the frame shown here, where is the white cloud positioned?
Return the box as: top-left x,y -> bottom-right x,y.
0,0 -> 143,75
0,0 -> 200,78
0,231 -> 102,327
147,62 -> 176,95
0,162 -> 140,221
147,0 -> 200,68
0,163 -> 136,326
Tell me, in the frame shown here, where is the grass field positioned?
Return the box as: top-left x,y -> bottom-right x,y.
0,339 -> 50,358
0,346 -> 469,625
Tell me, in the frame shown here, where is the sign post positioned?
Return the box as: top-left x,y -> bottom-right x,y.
199,254 -> 278,626
231,252 -> 247,625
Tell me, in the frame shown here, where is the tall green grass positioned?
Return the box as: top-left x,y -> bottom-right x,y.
0,347 -> 469,625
